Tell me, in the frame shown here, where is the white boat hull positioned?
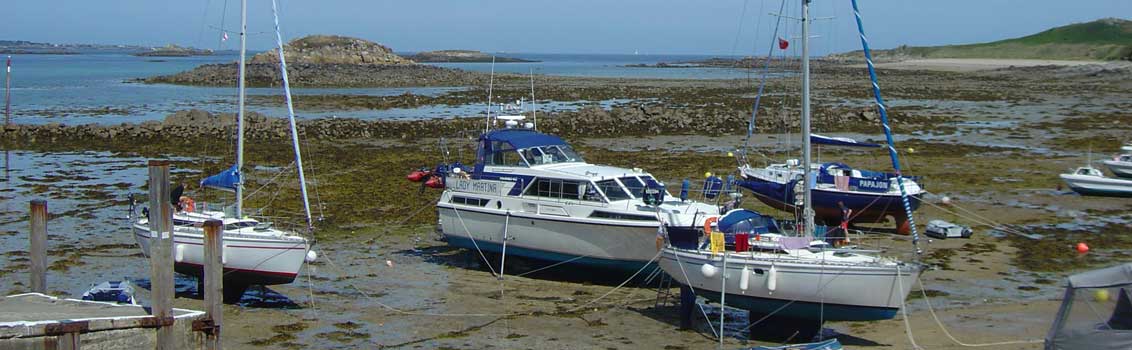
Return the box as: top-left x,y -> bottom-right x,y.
1060,173 -> 1132,197
659,247 -> 921,321
439,204 -> 668,270
132,221 -> 310,285
1103,159 -> 1132,179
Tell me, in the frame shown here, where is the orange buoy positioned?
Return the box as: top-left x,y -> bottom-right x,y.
1076,242 -> 1089,254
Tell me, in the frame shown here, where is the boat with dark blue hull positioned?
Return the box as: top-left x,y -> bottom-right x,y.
738,161 -> 923,234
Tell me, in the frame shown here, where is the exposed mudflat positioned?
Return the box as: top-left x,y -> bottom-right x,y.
3,60 -> 1131,348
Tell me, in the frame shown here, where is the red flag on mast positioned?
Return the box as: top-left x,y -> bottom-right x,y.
778,37 -> 789,50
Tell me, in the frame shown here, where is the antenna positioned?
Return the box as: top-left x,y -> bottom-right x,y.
529,68 -> 537,130
485,56 -> 496,133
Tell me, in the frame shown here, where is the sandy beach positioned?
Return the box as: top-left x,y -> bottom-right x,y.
874,58 -> 1109,72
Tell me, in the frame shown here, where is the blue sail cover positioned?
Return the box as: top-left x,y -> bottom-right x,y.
717,209 -> 780,234
200,165 -> 241,193
811,134 -> 881,148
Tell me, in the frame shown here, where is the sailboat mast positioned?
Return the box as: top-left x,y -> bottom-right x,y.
800,0 -> 815,233
270,0 -> 314,231
235,0 -> 248,218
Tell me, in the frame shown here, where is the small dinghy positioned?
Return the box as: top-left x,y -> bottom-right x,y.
925,219 -> 972,239
80,280 -> 138,305
748,338 -> 843,350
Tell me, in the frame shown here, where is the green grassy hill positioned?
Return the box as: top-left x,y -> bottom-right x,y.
845,18 -> 1132,61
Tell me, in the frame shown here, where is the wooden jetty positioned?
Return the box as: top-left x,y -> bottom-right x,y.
0,293 -> 206,349
0,160 -> 225,349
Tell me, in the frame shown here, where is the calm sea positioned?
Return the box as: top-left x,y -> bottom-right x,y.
3,52 -> 755,125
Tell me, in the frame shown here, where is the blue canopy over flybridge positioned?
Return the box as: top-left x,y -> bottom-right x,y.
480,129 -> 569,149
811,134 -> 881,148
200,165 -> 241,192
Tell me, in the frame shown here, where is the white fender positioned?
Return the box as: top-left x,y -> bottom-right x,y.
701,263 -> 718,278
767,265 -> 778,294
221,244 -> 229,265
739,265 -> 751,291
306,250 -> 318,263
174,244 -> 185,263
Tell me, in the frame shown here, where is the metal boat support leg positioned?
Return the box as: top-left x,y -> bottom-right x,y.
679,285 -> 694,329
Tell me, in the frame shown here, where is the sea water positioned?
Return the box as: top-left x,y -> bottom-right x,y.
4,52 -> 755,125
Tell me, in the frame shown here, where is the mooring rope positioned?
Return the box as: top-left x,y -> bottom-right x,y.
915,276 -> 1044,347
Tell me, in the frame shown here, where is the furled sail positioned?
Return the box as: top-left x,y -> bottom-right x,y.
811,134 -> 881,148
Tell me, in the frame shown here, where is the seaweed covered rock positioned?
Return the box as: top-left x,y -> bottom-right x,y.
250,35 -> 413,65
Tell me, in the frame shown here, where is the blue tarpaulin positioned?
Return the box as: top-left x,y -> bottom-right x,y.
200,165 -> 241,192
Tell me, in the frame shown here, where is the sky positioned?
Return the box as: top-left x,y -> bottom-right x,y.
4,0 -> 1130,55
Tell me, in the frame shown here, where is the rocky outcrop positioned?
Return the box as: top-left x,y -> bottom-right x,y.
403,50 -> 536,63
144,35 -> 496,87
250,35 -> 412,65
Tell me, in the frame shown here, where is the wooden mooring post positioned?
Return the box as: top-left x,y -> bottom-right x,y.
29,199 -> 47,294
147,160 -> 175,349
198,219 -> 224,349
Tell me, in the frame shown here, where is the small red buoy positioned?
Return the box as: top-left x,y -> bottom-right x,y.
406,170 -> 431,182
424,175 -> 445,189
1076,242 -> 1089,254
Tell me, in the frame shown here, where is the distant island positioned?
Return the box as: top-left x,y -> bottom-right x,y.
146,35 -> 487,87
625,57 -> 764,68
833,18 -> 1132,61
133,44 -> 213,57
0,40 -> 148,54
402,50 -> 537,63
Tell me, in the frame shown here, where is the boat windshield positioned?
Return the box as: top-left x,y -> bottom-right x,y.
619,176 -> 647,198
519,145 -> 583,165
595,179 -> 631,201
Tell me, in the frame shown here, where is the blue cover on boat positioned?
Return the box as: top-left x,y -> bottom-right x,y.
481,129 -> 568,149
200,164 -> 241,192
747,338 -> 842,350
811,134 -> 880,148
717,209 -> 780,234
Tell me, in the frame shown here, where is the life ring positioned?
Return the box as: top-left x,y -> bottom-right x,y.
703,216 -> 718,235
179,196 -> 195,213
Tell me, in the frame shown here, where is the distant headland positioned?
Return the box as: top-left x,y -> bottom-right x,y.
402,50 -> 537,63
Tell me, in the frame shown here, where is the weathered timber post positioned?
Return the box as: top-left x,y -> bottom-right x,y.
147,160 -> 174,349
29,199 -> 47,294
201,219 -> 223,349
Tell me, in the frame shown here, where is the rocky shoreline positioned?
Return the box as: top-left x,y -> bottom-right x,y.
0,105 -> 896,149
403,50 -> 537,63
143,62 -> 490,88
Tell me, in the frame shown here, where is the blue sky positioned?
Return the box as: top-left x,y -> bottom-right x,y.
5,1 -> 1129,55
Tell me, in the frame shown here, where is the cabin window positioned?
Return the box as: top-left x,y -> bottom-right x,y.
589,211 -> 656,221
524,178 -> 597,201
596,179 -> 631,201
451,196 -> 490,207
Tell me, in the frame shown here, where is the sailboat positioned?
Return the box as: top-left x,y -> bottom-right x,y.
734,7 -> 924,235
129,0 -> 316,302
658,0 -> 923,326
